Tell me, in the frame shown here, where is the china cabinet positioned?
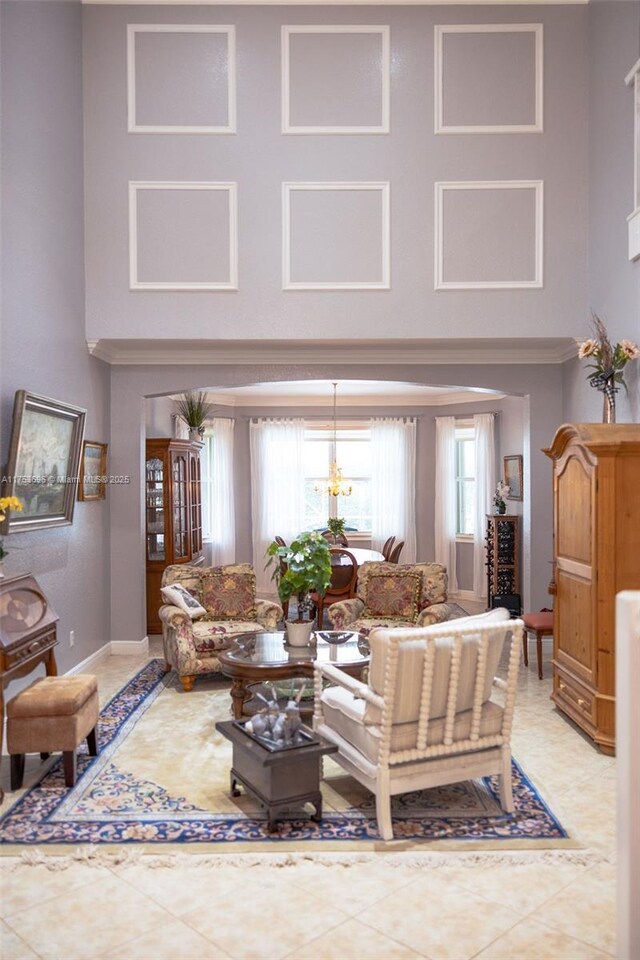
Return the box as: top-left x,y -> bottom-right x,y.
145,438 -> 203,635
544,423 -> 640,754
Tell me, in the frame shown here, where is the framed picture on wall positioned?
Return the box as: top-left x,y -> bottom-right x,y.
78,441 -> 108,501
503,455 -> 523,501
2,390 -> 86,531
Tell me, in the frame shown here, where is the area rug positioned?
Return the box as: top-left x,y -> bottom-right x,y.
0,660 -> 571,851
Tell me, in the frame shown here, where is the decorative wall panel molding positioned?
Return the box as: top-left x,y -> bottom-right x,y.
283,182 -> 391,290
129,182 -> 238,290
434,24 -> 543,134
127,24 -> 236,134
625,58 -> 640,261
282,25 -> 390,134
435,180 -> 544,290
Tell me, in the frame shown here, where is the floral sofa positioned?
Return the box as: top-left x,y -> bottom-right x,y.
327,561 -> 461,637
159,563 -> 282,691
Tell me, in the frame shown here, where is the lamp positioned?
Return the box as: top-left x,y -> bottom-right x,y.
315,383 -> 352,498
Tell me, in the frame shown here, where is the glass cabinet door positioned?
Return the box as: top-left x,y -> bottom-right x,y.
171,453 -> 190,560
146,456 -> 165,562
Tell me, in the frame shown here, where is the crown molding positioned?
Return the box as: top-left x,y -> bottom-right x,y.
83,1 -> 588,5
87,337 -> 577,366
188,389 -> 506,407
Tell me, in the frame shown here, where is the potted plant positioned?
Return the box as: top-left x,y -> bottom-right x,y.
493,481 -> 510,515
266,531 -> 332,646
326,516 -> 346,544
175,391 -> 213,441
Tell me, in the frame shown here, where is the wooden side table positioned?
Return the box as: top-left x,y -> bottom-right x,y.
216,720 -> 338,831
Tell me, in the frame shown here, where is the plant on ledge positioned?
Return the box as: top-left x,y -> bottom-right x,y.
266,530 -> 332,623
326,516 -> 346,542
175,391 -> 214,437
493,482 -> 510,515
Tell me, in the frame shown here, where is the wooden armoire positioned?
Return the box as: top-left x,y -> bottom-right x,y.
145,438 -> 204,635
544,423 -> 640,754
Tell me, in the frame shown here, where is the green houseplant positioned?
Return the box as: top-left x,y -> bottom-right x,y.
175,391 -> 213,439
326,516 -> 346,543
266,531 -> 332,645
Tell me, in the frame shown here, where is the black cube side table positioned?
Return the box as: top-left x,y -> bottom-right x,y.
216,720 -> 338,831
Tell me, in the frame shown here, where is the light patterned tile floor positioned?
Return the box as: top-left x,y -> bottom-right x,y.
0,638 -> 617,960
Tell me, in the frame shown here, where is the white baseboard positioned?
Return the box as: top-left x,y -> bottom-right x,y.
66,643 -> 112,675
110,636 -> 150,657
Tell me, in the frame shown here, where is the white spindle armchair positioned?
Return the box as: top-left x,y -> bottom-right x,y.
313,609 -> 522,841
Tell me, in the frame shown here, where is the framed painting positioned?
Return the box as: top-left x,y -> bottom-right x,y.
78,441 -> 108,501
504,455 -> 523,501
2,391 -> 86,532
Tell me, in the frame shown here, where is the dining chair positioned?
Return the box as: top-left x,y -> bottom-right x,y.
388,540 -> 404,563
274,537 -> 288,620
321,530 -> 349,546
381,536 -> 396,561
312,548 -> 359,629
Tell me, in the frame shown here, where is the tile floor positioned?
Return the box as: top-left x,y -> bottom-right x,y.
0,637 -> 617,960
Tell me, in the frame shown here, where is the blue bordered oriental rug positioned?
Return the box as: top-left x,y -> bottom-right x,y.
0,660 -> 569,847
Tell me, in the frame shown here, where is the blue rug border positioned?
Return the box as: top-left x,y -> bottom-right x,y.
0,658 -> 569,845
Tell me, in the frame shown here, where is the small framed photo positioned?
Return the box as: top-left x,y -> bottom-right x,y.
78,441 -> 108,501
503,455 -> 523,501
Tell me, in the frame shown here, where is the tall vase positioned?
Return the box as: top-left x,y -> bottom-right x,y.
602,382 -> 616,424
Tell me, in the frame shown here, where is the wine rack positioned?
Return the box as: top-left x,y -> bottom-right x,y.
485,515 -> 520,607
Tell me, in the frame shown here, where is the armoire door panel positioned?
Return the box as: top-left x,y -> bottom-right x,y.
556,570 -> 595,684
556,457 -> 593,564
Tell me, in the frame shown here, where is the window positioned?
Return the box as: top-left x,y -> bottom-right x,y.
303,425 -> 372,533
455,424 -> 476,537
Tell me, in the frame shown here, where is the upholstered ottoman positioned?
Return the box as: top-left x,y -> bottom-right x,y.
7,675 -> 99,790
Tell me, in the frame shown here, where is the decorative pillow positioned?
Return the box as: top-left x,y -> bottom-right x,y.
363,572 -> 422,622
201,569 -> 257,621
161,583 -> 206,619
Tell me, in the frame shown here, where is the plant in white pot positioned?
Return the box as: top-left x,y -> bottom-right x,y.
175,391 -> 213,441
266,531 -> 332,646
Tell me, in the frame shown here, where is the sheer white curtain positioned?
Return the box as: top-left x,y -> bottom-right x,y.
370,418 -> 417,564
202,418 -> 236,566
250,418 -> 305,594
473,413 -> 496,599
434,416 -> 458,593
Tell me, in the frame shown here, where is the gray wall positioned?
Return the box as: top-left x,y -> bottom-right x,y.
83,4 -> 589,342
563,1 -> 640,425
0,1 -> 111,672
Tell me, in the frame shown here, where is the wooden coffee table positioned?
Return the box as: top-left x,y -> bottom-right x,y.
218,631 -> 368,720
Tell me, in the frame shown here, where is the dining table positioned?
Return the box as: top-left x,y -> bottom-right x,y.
329,546 -> 384,566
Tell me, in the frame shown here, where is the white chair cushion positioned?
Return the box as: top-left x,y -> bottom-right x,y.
321,685 -> 504,764
366,608 -> 512,725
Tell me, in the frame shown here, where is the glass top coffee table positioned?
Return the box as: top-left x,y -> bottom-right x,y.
218,631 -> 368,719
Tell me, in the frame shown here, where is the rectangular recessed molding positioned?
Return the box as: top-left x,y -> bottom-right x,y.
435,180 -> 544,290
625,59 -> 640,261
283,182 -> 390,290
282,25 -> 390,134
129,181 -> 238,290
435,24 -> 543,134
127,24 -> 236,134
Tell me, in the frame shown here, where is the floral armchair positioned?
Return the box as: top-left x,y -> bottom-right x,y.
327,561 -> 460,637
159,563 -> 282,692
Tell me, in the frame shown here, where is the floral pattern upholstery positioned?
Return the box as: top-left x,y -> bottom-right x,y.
159,564 -> 282,687
328,561 -> 451,636
362,572 -> 421,621
201,567 -> 257,620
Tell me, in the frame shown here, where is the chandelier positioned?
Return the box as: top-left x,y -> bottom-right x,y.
315,383 -> 353,498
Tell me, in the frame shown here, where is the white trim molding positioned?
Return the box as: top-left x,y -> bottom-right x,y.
281,25 -> 390,134
625,59 -> 640,261
434,23 -> 543,135
282,181 -> 391,290
435,180 -> 544,290
110,637 -> 150,657
129,181 -> 239,291
127,24 -> 236,134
